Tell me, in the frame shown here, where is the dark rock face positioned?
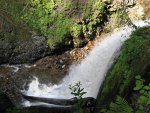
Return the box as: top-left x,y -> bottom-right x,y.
23,95 -> 96,107
21,106 -> 73,113
0,93 -> 14,113
0,41 -> 14,64
0,36 -> 52,64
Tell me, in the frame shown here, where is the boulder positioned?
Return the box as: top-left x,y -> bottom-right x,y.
9,36 -> 52,64
0,36 -> 52,64
0,40 -> 15,64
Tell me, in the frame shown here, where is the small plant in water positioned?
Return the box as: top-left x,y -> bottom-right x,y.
69,81 -> 87,113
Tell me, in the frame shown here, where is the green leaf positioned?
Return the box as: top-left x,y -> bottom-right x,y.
134,80 -> 143,91
144,86 -> 150,90
135,75 -> 141,79
139,90 -> 145,94
138,96 -> 148,104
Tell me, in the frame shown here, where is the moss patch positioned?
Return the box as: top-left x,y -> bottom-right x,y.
0,0 -> 31,42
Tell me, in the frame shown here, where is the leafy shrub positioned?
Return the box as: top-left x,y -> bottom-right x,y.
134,75 -> 150,112
22,0 -> 107,47
102,75 -> 150,113
22,0 -> 73,47
71,24 -> 83,38
103,96 -> 133,113
84,0 -> 106,32
69,81 -> 87,113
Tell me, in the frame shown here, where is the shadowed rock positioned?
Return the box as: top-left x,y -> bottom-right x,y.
22,94 -> 96,108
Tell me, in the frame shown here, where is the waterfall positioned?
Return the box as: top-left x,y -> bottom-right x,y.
22,19 -> 150,107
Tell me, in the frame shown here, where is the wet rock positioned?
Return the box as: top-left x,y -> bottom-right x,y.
127,2 -> 145,21
21,106 -> 73,113
0,93 -> 14,113
59,59 -> 64,65
0,39 -> 15,64
0,71 -> 24,106
138,0 -> 150,17
9,36 -> 52,64
73,38 -> 88,48
109,0 -> 136,12
62,65 -> 66,69
0,36 -> 52,64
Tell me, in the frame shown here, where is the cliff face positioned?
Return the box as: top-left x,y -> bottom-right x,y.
0,0 -> 106,64
138,0 -> 150,17
0,0 -> 150,64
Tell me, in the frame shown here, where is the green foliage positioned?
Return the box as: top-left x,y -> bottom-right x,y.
22,0 -> 73,47
97,26 -> 150,107
46,13 -> 72,47
61,0 -> 72,9
0,0 -> 24,22
84,0 -> 106,32
115,5 -> 129,26
83,0 -> 93,18
83,0 -> 105,19
69,81 -> 87,113
71,24 -> 83,38
70,0 -> 106,39
21,0 -> 107,47
103,96 -> 133,113
134,75 -> 144,91
0,0 -> 31,41
134,75 -> 150,112
110,0 -> 135,28
69,81 -> 87,99
102,75 -> 150,113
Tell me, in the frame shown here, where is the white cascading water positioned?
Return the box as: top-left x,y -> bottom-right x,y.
22,19 -> 150,107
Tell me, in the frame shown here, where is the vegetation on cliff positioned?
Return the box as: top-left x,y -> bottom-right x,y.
0,0 -> 136,64
0,0 -> 150,113
0,0 -> 30,40
22,0 -> 107,47
0,0 -> 109,56
97,26 -> 150,113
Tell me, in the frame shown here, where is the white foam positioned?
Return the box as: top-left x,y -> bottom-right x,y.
1,64 -> 32,73
23,100 -> 72,108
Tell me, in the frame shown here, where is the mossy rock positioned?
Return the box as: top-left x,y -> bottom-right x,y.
97,26 -> 150,108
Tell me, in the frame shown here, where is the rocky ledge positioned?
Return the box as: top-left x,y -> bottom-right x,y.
0,35 -> 52,64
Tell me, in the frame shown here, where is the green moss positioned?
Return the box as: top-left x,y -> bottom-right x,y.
0,0 -> 31,41
0,0 -> 25,22
97,26 -> 150,108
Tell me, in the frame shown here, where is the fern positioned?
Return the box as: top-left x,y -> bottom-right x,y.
106,96 -> 133,113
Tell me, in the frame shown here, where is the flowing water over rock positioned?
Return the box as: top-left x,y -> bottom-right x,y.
21,19 -> 150,107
